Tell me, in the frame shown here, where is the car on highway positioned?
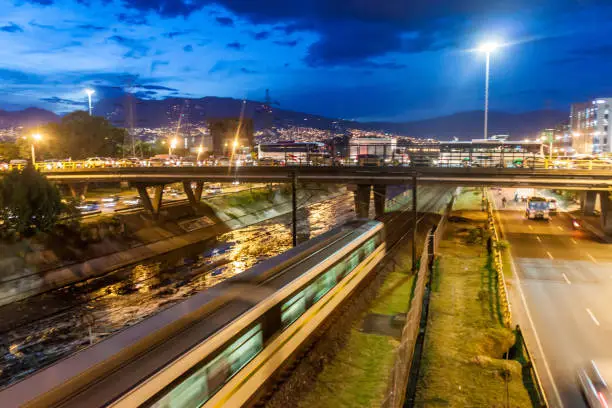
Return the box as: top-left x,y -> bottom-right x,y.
147,157 -> 166,167
547,198 -> 558,214
216,157 -> 231,166
101,195 -> 120,207
115,158 -> 141,167
76,201 -> 100,212
43,159 -> 64,170
123,196 -> 141,206
206,184 -> 222,194
84,157 -> 107,168
9,159 -> 28,167
579,360 -> 611,407
257,158 -> 281,166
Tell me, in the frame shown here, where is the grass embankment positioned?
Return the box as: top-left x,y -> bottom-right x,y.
298,251 -> 415,408
415,201 -> 532,407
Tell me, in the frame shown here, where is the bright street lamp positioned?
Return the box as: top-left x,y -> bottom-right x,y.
478,41 -> 500,140
85,88 -> 95,116
31,133 -> 43,165
169,138 -> 178,156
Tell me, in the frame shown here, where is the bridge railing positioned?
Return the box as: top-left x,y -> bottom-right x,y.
2,157 -> 612,172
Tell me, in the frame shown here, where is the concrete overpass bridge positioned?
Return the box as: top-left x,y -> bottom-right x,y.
40,166 -> 612,234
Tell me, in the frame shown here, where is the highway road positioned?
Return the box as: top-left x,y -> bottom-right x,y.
492,189 -> 612,408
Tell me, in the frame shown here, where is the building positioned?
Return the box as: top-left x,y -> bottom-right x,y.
208,118 -> 254,156
570,98 -> 612,154
348,137 -> 397,161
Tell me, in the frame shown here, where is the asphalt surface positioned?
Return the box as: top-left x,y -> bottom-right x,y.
492,189 -> 612,408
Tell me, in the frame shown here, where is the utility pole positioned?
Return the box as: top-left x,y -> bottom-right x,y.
292,172 -> 298,247
412,175 -> 418,272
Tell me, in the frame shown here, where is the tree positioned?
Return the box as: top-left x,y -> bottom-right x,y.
0,142 -> 19,161
37,111 -> 127,159
0,166 -> 62,239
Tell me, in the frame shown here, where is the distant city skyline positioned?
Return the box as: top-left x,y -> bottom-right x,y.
1,1 -> 612,121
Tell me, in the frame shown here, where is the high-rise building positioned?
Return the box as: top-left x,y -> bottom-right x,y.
570,98 -> 612,154
208,118 -> 254,156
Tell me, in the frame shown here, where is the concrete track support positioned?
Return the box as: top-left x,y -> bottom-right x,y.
136,184 -> 165,218
183,181 -> 204,208
354,184 -> 371,218
373,184 -> 387,218
581,190 -> 598,216
68,183 -> 88,200
600,191 -> 612,236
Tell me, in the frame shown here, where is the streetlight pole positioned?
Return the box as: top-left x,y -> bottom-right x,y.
484,51 -> 490,140
478,42 -> 499,140
31,133 -> 42,165
85,89 -> 95,116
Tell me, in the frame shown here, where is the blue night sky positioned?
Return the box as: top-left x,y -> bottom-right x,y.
1,0 -> 612,121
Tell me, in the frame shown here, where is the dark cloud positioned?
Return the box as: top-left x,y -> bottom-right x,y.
119,0 -> 612,67
273,39 -> 299,47
133,90 -> 158,98
40,96 -> 83,106
136,84 -> 178,91
183,44 -> 193,52
226,41 -> 244,50
107,35 -> 150,58
360,61 -> 406,70
29,20 -> 57,30
150,60 -> 169,72
251,30 -> 270,40
76,24 -> 105,31
209,59 -> 256,75
117,12 -> 148,25
0,68 -> 45,84
162,29 -> 195,39
1,22 -> 24,33
215,16 -> 234,27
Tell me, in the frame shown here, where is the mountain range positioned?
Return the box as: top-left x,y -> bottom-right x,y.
0,96 -> 568,140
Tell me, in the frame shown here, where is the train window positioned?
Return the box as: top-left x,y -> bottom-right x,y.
331,261 -> 346,281
363,237 -> 377,256
310,270 -> 336,304
346,253 -> 360,274
281,291 -> 306,328
151,324 -> 262,408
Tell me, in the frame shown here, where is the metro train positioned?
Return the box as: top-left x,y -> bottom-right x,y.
1,219 -> 385,408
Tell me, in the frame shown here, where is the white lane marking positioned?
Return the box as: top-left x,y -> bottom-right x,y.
536,236 -> 542,242
586,253 -> 598,263
546,251 -> 554,260
528,225 -> 534,231
571,238 -> 577,244
562,273 -> 571,285
491,197 -> 563,408
557,226 -> 563,231
586,308 -> 600,326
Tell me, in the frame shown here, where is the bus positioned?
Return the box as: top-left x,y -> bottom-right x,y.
257,142 -> 327,165
525,196 -> 550,220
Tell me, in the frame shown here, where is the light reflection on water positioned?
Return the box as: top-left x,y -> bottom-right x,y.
0,191 -> 356,388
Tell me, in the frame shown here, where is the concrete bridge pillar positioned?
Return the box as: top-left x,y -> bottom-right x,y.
183,181 -> 204,208
135,184 -> 165,218
600,191 -> 612,236
373,184 -> 387,217
68,183 -> 88,200
354,184 -> 371,218
581,191 -> 598,216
